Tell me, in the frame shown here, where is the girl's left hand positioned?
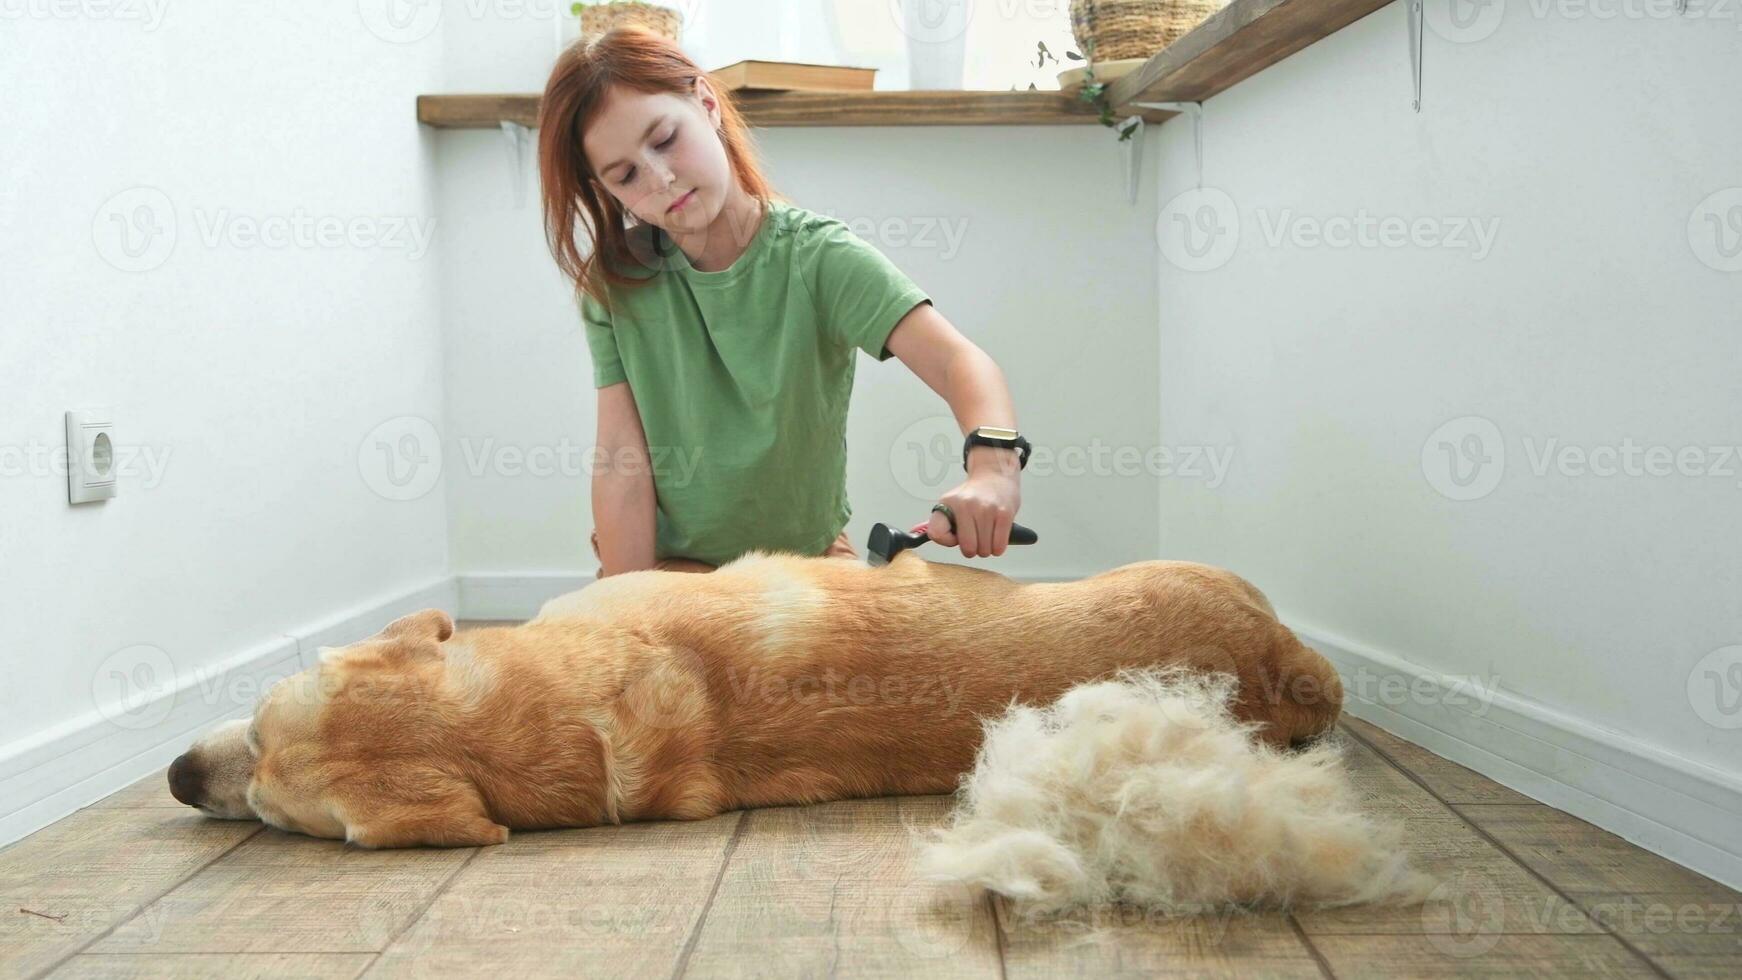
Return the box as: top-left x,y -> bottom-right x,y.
923,467 -> 1022,558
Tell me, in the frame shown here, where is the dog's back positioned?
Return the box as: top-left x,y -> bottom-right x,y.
530,552 -> 1342,811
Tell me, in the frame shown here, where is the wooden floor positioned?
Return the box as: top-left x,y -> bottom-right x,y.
5,630 -> 1739,977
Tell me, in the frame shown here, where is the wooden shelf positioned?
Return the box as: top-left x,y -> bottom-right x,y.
416,90 -> 1175,130
1108,0 -> 1392,109
419,0 -> 1391,131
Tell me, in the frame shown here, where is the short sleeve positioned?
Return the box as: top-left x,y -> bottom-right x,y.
581,294 -> 628,388
804,221 -> 932,362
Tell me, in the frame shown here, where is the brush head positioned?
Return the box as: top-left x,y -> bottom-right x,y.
866,522 -> 929,566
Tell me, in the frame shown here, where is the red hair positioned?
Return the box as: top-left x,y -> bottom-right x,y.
538,27 -> 780,314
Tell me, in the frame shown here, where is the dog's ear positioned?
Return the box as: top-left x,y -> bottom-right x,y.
377,609 -> 455,644
338,772 -> 508,849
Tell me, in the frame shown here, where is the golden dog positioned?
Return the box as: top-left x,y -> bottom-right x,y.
167,551 -> 1342,848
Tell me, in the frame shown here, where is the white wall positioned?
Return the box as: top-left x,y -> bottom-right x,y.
1148,4 -> 1741,884
0,6 -> 452,840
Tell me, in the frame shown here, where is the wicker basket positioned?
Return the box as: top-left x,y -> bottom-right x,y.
1069,0 -> 1224,62
578,2 -> 683,42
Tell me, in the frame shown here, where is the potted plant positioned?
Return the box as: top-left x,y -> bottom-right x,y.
1068,0 -> 1225,64
1026,39 -> 1140,143
570,1 -> 683,43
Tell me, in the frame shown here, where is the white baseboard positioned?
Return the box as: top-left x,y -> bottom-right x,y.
1294,618 -> 1742,893
456,572 -> 592,621
0,575 -> 459,849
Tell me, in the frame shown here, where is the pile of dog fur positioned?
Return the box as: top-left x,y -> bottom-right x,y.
916,668 -> 1436,914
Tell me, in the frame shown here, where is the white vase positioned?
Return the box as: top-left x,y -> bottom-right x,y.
899,0 -> 970,89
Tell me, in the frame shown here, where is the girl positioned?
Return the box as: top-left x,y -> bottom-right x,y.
537,28 -> 1029,577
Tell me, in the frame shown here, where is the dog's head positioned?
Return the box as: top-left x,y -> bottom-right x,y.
166,608 -> 510,848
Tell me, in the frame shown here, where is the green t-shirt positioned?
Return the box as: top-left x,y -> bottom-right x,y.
582,198 -> 932,566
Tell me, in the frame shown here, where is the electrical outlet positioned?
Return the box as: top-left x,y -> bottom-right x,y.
66,408 -> 118,504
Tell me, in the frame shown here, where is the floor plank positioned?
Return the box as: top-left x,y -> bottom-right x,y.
1332,726 -> 1456,815
1570,890 -> 1742,975
1456,804 -> 1742,900
47,952 -> 374,979
1292,809 -> 1596,937
88,769 -> 183,810
365,814 -> 742,978
997,901 -> 1324,978
86,830 -> 474,955
0,806 -> 259,977
679,797 -> 1004,978
1343,717 -> 1535,805
1312,933 -> 1657,978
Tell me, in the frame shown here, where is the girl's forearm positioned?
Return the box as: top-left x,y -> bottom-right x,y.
592,467 -> 658,576
944,347 -> 1021,479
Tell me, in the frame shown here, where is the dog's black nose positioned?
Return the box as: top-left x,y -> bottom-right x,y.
167,753 -> 204,807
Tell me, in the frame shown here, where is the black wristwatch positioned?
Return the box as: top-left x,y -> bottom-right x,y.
962,426 -> 1031,470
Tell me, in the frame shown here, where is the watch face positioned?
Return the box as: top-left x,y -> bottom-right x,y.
975,427 -> 1019,440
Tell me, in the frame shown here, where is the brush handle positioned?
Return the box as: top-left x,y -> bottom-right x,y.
912,517 -> 1039,546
